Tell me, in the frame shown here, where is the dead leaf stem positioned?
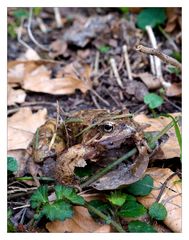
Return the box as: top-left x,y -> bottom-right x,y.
136,44 -> 182,70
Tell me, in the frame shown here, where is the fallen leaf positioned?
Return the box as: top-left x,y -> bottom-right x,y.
134,113 -> 181,159
125,79 -> 149,101
165,8 -> 180,33
8,107 -> 47,150
137,168 -> 181,232
8,85 -> 26,106
133,72 -> 161,90
166,83 -> 182,97
49,39 -> 68,58
8,61 -> 92,95
20,48 -> 41,61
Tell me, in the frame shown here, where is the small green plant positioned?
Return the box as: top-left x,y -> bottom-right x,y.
7,209 -> 16,232
136,8 -> 167,30
149,202 -> 167,220
7,156 -> 18,173
128,220 -> 157,233
144,93 -> 164,110
98,45 -> 110,54
30,185 -> 84,221
119,7 -> 129,14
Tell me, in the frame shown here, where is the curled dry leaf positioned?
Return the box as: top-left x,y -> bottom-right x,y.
134,113 -> 181,159
165,8 -> 181,33
8,85 -> 26,106
8,107 -> 47,150
137,168 -> 181,232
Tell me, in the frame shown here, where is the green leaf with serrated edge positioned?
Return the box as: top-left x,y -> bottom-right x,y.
118,201 -> 147,218
40,200 -> 73,221
126,175 -> 153,196
137,8 -> 166,30
128,220 -> 157,233
30,185 -> 48,208
88,200 -> 111,218
149,202 -> 167,220
107,191 -> 127,206
7,156 -> 18,172
55,185 -> 85,205
144,93 -> 164,109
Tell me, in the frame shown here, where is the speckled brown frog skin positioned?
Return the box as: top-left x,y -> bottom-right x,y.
55,109 -> 147,186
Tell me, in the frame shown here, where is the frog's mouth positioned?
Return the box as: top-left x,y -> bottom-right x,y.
98,135 -> 134,149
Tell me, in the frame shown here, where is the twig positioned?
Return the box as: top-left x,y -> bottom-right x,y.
145,25 -> 162,77
91,94 -> 101,109
110,57 -> 123,88
90,89 -> 110,107
156,172 -> 179,203
36,17 -> 48,33
17,18 -> 32,50
53,7 -> 63,28
158,26 -> 179,52
122,45 -> 133,80
136,44 -> 182,70
93,51 -> 100,85
27,8 -> 50,51
85,202 -> 126,232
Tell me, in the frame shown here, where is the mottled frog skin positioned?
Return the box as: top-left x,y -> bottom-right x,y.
55,109 -> 147,185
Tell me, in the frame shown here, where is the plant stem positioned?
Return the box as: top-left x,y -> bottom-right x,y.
85,202 -> 126,232
15,176 -> 55,181
81,148 -> 137,189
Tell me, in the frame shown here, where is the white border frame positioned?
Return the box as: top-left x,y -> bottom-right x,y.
1,1 -> 188,240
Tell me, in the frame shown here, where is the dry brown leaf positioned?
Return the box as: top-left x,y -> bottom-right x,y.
8,107 -> 47,150
49,39 -> 68,58
8,60 -> 92,95
165,8 -> 180,33
8,85 -> 26,106
166,83 -> 182,97
46,206 -> 111,233
19,48 -> 41,61
134,113 -> 181,159
137,168 -> 181,232
133,72 -> 161,90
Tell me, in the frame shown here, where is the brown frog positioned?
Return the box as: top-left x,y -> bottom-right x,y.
55,109 -> 150,187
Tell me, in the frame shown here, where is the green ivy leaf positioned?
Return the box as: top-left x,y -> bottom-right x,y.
55,185 -> 85,205
126,175 -> 153,196
136,8 -> 166,30
128,220 -> 157,233
118,201 -> 147,218
144,93 -> 164,109
40,200 -> 73,221
107,191 -> 127,206
30,185 -> 48,208
7,156 -> 18,172
149,202 -> 167,220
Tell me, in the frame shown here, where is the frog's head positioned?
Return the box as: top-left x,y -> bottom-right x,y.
83,117 -> 138,150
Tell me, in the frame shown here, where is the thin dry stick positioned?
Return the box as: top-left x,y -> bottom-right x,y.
145,25 -> 162,77
53,7 -> 63,28
90,89 -> 110,107
17,18 -> 32,50
136,44 -> 182,70
122,45 -> 133,80
36,17 -> 48,33
110,57 -> 123,88
27,8 -> 50,51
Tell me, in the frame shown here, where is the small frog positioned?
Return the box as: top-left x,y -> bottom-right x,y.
55,109 -> 149,187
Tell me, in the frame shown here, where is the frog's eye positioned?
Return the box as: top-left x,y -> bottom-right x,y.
102,122 -> 114,133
